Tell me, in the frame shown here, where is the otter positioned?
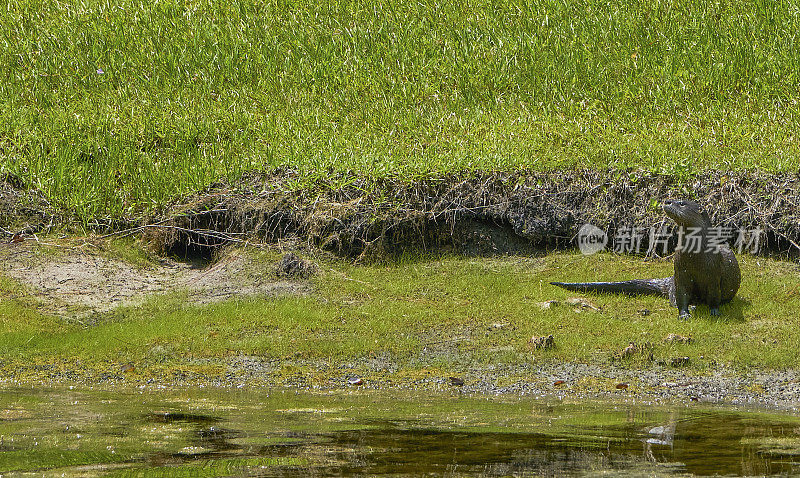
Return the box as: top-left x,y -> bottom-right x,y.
551,199 -> 741,318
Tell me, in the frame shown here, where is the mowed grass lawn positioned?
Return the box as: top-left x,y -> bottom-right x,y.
2,0 -> 800,219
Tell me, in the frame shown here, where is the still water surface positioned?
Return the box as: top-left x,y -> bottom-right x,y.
1,387 -> 799,476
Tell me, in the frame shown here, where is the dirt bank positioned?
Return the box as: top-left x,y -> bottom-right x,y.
143,169 -> 800,260
5,169 -> 798,260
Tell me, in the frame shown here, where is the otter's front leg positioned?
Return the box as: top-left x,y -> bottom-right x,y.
674,275 -> 692,319
675,290 -> 691,319
706,277 -> 722,316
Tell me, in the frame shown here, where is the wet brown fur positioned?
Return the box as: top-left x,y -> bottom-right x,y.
552,199 -> 741,318
662,199 -> 741,318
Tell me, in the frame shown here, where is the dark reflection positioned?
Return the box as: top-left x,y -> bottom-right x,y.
148,411 -> 221,424
192,425 -> 244,452
297,428 -> 643,476
141,416 -> 800,476
145,410 -> 247,465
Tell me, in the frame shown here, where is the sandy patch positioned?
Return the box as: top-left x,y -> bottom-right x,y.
0,241 -> 309,317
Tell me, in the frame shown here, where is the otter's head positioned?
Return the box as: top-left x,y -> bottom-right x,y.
662,199 -> 711,228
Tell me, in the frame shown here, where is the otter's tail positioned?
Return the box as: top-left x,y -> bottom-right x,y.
550,277 -> 673,298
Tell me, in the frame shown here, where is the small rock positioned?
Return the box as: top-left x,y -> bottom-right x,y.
275,253 -> 316,278
664,334 -> 692,344
621,342 -> 638,358
565,297 -> 600,312
449,376 -> 464,387
537,300 -> 559,310
618,342 -> 654,361
529,334 -> 555,350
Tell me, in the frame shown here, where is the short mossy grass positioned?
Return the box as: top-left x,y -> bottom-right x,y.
3,0 -> 800,220
1,243 -> 798,381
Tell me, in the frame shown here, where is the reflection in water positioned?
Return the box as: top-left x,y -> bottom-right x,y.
0,388 -> 799,476
646,411 -> 677,447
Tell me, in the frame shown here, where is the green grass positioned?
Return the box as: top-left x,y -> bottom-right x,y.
2,0 -> 800,218
1,249 -> 798,378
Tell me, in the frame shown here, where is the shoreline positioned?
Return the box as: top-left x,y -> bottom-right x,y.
2,358 -> 798,412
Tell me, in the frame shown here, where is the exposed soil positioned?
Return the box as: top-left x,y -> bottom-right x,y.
134,169 -> 800,260
0,242 -> 310,317
3,169 -> 800,260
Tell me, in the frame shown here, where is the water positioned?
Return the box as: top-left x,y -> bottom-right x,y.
1,387 -> 799,476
